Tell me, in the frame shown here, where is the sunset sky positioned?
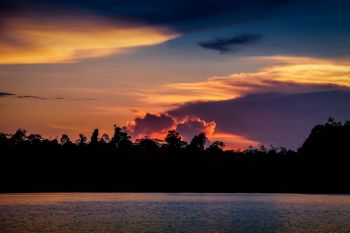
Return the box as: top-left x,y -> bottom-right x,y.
1,0 -> 350,149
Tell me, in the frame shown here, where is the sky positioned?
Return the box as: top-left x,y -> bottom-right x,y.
1,0 -> 350,149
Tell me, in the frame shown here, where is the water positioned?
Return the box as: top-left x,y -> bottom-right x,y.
0,193 -> 349,233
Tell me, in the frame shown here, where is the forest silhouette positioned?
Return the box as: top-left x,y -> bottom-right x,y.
0,118 -> 349,193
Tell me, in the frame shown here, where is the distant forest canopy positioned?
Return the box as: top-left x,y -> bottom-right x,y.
0,118 -> 349,193
1,117 -> 349,152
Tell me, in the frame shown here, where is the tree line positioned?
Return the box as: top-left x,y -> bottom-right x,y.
0,118 -> 349,193
1,126 -> 225,153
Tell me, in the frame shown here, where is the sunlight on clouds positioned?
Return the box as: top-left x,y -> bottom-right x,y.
271,64 -> 350,86
145,56 -> 350,104
0,15 -> 178,64
212,133 -> 260,150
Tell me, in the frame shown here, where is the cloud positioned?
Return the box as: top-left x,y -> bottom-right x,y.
1,0 -> 293,58
0,14 -> 178,64
124,113 -> 176,139
0,1 -> 303,32
140,56 -> 350,105
17,95 -> 47,100
0,92 -> 15,97
199,34 -> 262,54
0,91 -> 97,101
128,56 -> 350,148
124,112 -> 217,142
0,92 -> 48,100
175,118 -> 216,141
120,56 -> 350,148
169,91 -> 350,149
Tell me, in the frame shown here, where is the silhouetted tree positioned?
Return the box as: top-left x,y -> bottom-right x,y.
28,134 -> 42,145
50,138 -> 59,146
90,129 -> 99,145
0,132 -> 9,145
11,128 -> 27,144
111,126 -> 126,144
188,133 -> 207,151
77,134 -> 87,146
164,130 -> 187,151
110,125 -> 132,150
259,145 -> 267,153
299,118 -> 350,158
60,134 -> 71,145
1,118 -> 349,193
100,134 -> 110,144
135,138 -> 160,152
207,141 -> 225,153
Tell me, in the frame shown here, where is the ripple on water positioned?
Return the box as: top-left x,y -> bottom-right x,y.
0,193 -> 350,233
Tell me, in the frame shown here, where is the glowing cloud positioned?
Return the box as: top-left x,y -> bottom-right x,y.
143,56 -> 350,104
175,118 -> 216,141
124,113 -> 176,140
123,112 -> 217,142
0,15 -> 178,64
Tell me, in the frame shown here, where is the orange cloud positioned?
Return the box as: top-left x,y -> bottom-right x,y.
123,112 -> 217,142
142,56 -> 350,104
124,113 -> 176,140
0,14 -> 178,64
175,117 -> 216,141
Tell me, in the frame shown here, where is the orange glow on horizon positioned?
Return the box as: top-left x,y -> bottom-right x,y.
212,132 -> 260,150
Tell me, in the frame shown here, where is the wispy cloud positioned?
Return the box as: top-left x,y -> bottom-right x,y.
0,14 -> 178,64
139,56 -> 350,105
0,92 -> 15,97
16,95 -> 47,100
0,92 -> 98,101
199,34 -> 262,54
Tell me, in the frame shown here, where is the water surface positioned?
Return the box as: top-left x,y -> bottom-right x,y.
0,193 -> 349,233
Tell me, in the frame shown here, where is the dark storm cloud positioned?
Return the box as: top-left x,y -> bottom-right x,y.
0,0 -> 301,31
199,34 -> 263,54
169,91 -> 350,149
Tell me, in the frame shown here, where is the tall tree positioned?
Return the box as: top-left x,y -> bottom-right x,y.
90,128 -> 99,145
164,130 -> 186,151
110,125 -> 132,149
189,133 -> 207,151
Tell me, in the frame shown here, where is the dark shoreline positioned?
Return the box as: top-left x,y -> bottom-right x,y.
1,119 -> 349,194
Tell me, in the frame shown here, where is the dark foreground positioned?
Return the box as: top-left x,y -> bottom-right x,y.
0,119 -> 349,193
1,193 -> 350,233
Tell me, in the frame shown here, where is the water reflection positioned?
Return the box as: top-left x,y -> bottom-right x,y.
0,193 -> 349,232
